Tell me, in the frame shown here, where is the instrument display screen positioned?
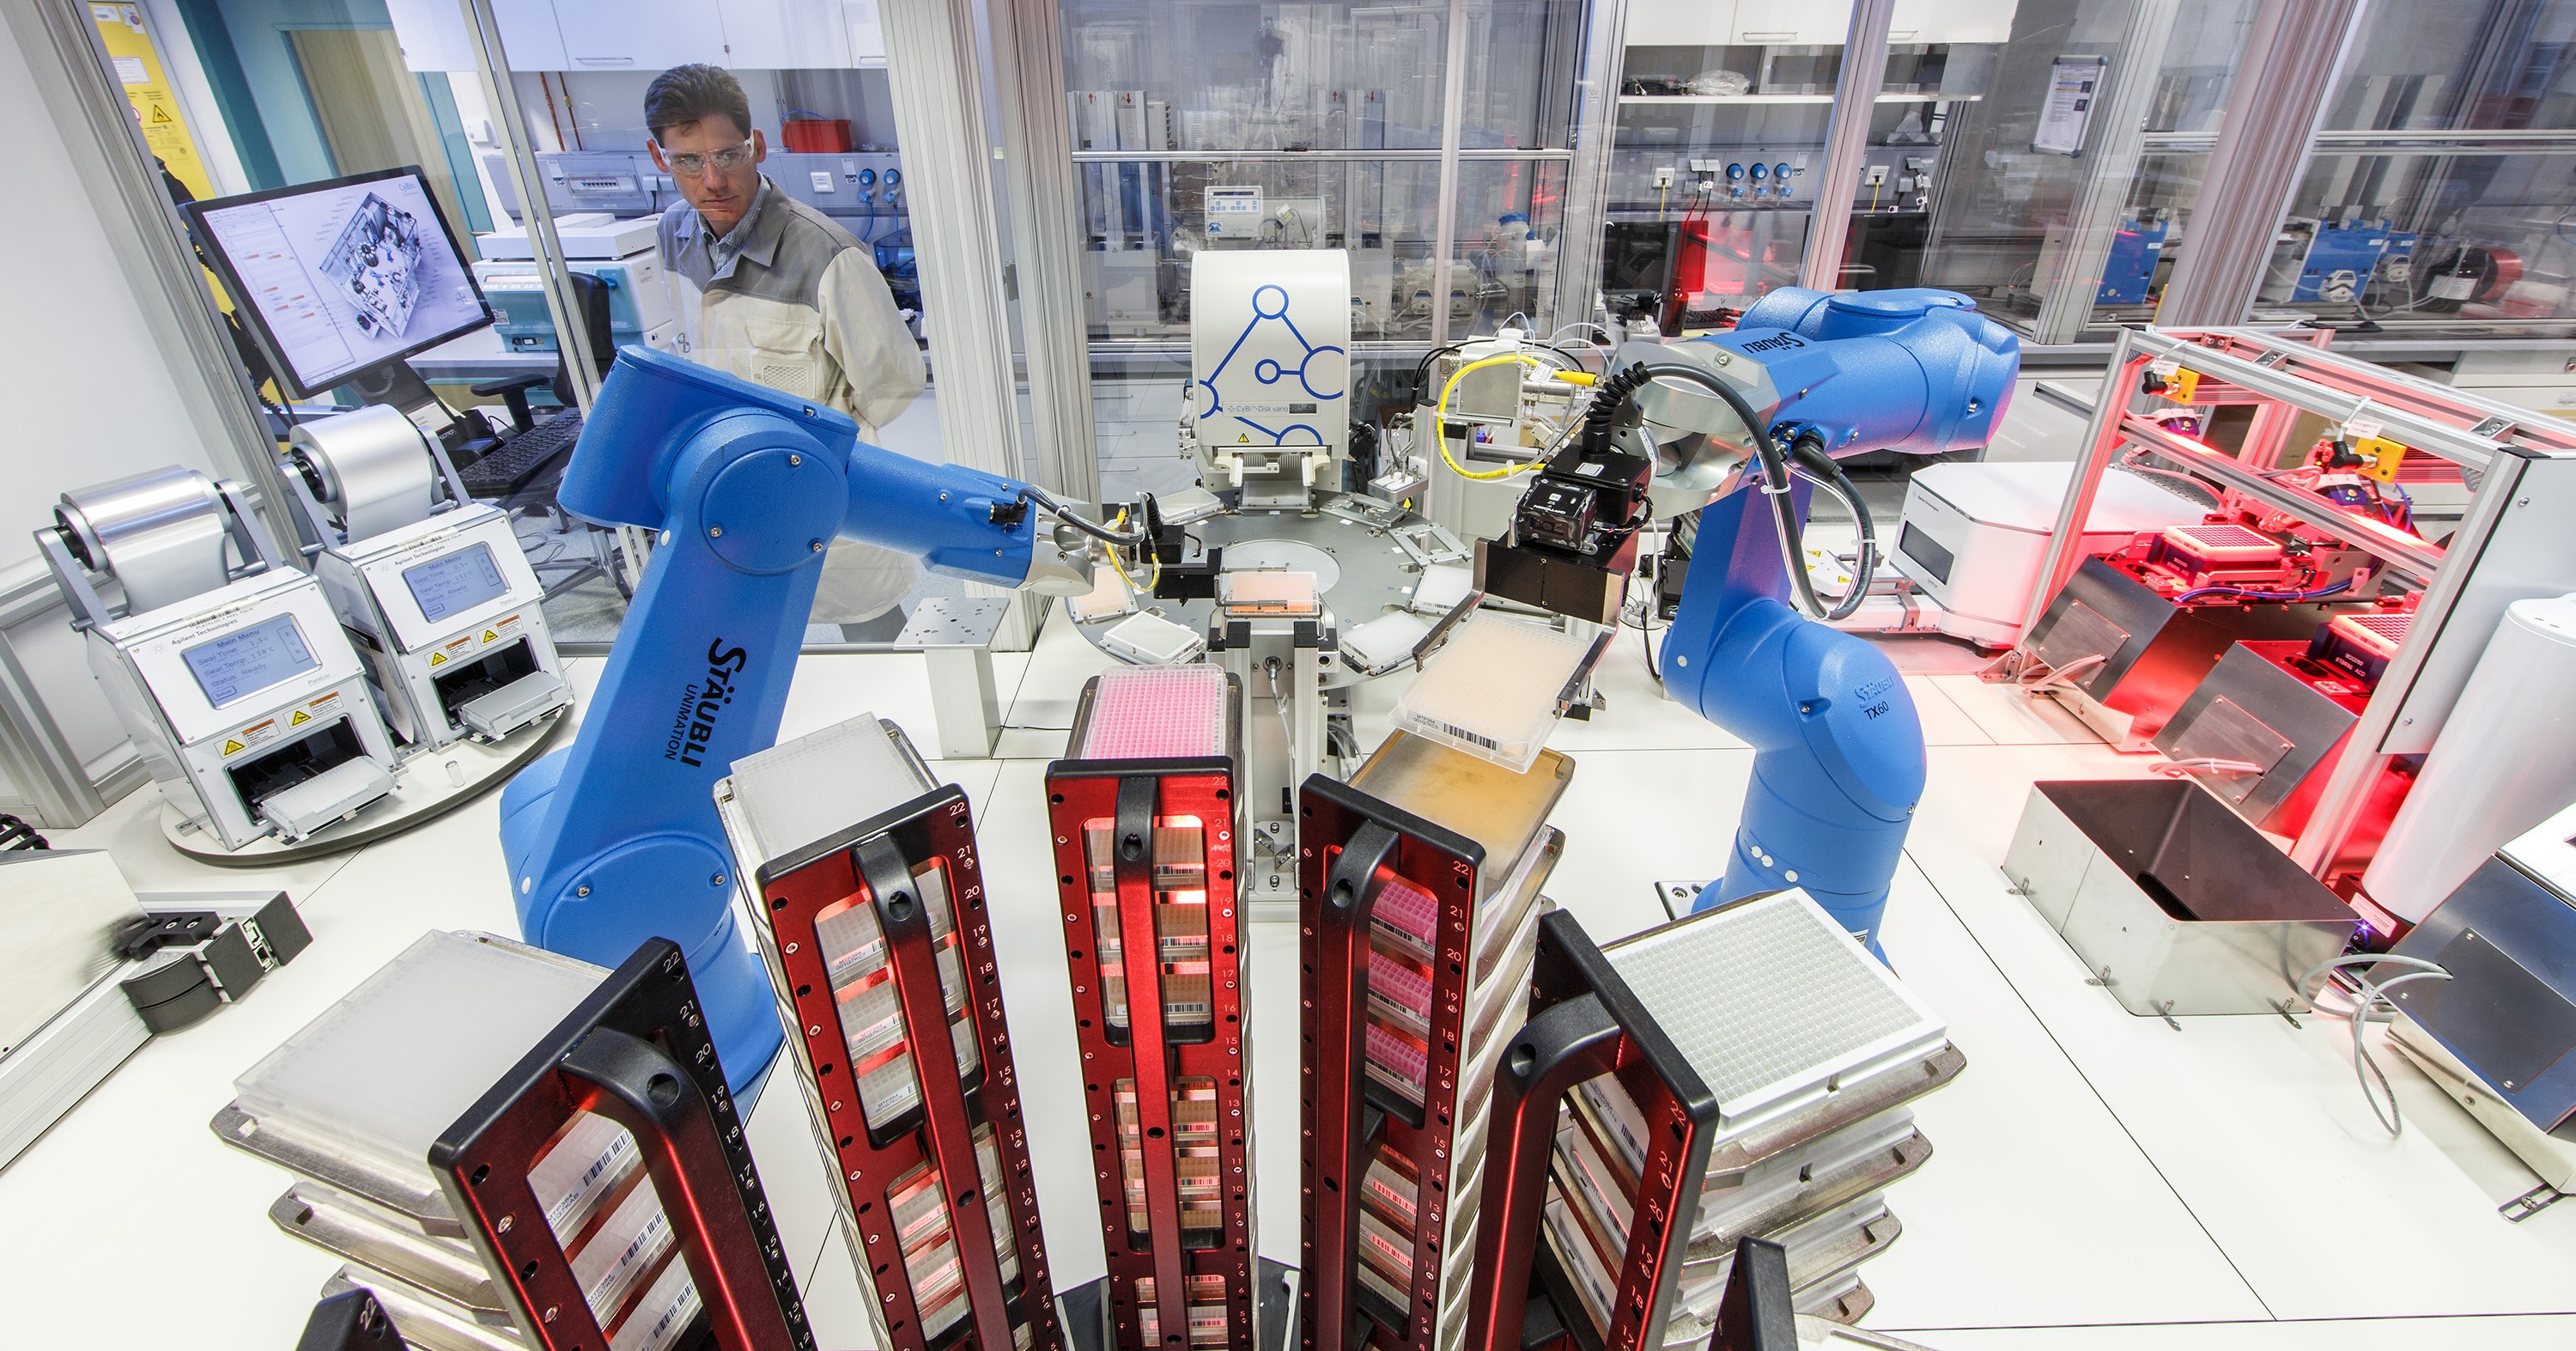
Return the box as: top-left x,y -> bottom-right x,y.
183,614 -> 320,707
403,543 -> 507,624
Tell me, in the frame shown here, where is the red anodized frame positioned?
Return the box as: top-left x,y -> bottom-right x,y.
754,783 -> 1062,1351
1048,751 -> 1255,1351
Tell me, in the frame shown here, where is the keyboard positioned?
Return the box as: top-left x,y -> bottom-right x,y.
460,410 -> 583,499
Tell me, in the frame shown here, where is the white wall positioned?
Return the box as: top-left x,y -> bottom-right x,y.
0,15 -> 225,557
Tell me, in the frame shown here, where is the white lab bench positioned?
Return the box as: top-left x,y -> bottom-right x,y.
5,618 -> 2576,1349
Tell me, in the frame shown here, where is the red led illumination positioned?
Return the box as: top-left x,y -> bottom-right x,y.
754,787 -> 1061,1351
1048,747 -> 1255,1351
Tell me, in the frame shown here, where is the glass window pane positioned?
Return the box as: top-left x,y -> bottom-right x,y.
1911,0 -> 2260,338
2262,149 -> 2576,325
2325,0 -> 2576,132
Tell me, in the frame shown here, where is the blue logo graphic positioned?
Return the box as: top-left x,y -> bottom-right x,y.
1200,283 -> 1346,447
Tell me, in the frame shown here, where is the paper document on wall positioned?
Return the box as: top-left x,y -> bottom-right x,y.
2034,56 -> 2107,156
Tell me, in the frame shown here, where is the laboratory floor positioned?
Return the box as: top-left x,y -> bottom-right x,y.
8,615 -> 2576,1349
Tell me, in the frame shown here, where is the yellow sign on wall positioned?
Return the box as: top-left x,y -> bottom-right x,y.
90,3 -> 215,201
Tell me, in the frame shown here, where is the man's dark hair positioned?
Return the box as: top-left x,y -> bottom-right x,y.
645,64 -> 752,142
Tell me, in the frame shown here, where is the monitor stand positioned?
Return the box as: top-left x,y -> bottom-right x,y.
344,360 -> 455,439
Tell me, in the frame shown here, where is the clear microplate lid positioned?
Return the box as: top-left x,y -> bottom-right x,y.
1103,611 -> 1206,666
1408,563 -> 1474,616
1216,568 -> 1321,617
222,932 -> 605,1222
716,713 -> 934,869
1341,611 -> 1432,672
1388,611 -> 1598,774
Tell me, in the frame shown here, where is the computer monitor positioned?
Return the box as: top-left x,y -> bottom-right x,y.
185,167 -> 492,403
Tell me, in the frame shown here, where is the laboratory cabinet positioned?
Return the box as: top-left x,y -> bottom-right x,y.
386,0 -> 872,72
1622,1 -> 2015,48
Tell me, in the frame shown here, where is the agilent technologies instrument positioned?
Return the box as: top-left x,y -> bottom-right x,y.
287,405 -> 571,749
38,467 -> 401,850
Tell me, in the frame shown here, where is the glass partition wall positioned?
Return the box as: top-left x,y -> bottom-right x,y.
2256,0 -> 2576,332
1607,2 -> 2013,330
1909,0 -> 2261,343
1063,0 -> 1604,502
141,0 -> 957,651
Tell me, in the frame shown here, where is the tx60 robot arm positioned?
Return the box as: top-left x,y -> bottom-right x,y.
499,348 -> 1098,1090
1479,289 -> 2019,951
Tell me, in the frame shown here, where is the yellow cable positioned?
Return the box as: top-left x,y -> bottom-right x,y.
1104,509 -> 1159,592
1436,352 -> 1551,481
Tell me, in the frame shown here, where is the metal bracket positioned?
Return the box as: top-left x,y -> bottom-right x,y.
2501,1182 -> 2566,1223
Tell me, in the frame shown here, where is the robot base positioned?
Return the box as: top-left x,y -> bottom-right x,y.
160,709 -> 568,865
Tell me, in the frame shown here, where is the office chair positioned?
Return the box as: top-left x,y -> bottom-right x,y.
471,270 -> 614,434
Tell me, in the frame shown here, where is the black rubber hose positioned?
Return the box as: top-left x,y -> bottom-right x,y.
1580,362 -> 1654,451
1788,433 -> 1876,622
1625,359 -> 1840,621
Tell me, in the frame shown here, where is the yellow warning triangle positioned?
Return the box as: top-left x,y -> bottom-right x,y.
1236,432 -> 1250,443
428,650 -> 448,666
483,629 -> 500,642
149,105 -> 173,125
291,709 -> 312,726
222,738 -> 245,755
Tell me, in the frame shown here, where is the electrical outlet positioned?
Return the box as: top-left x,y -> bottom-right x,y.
1863,164 -> 1889,186
1653,166 -> 1675,188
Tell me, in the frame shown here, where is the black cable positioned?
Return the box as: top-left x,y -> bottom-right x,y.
1626,359 -> 1840,622
1787,434 -> 1876,622
1411,342 -> 1467,403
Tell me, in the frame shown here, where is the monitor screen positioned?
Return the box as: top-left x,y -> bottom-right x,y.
183,614 -> 320,709
403,543 -> 509,624
186,167 -> 490,399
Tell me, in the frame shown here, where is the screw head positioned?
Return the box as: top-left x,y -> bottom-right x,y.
575,884 -> 592,897
811,539 -> 824,551
708,525 -> 725,538
788,453 -> 803,466
712,872 -> 728,887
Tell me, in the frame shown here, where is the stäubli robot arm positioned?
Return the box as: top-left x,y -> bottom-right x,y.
1479,289 -> 2020,950
498,347 -> 1100,1090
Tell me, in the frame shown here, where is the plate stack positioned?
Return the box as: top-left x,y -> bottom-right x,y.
212,931 -> 698,1351
1538,893 -> 1966,1347
1302,728 -> 1574,1351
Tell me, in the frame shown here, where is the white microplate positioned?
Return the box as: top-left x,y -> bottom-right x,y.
1602,892 -> 1946,1135
1103,611 -> 1206,666
230,931 -> 605,1193
1069,567 -> 1137,624
723,713 -> 931,863
1408,563 -> 1474,616
1217,569 -> 1321,616
1340,611 -> 1432,672
1388,611 -> 1594,773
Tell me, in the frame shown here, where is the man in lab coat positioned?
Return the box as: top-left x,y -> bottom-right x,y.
647,63 -> 927,636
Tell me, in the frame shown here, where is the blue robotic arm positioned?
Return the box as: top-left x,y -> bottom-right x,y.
1664,290 -> 2017,946
1487,289 -> 2018,950
499,348 -> 1091,1090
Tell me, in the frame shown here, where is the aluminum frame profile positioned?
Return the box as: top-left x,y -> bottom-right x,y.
1298,732 -> 1571,1351
750,782 -> 1063,1351
1047,674 -> 1255,1351
429,938 -> 813,1351
2014,326 -> 2576,878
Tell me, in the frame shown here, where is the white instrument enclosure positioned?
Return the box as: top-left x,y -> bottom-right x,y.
312,502 -> 562,748
1189,248 -> 1352,509
88,569 -> 397,849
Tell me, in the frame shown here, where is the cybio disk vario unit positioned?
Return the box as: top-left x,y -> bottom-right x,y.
286,405 -> 571,748
38,467 -> 400,849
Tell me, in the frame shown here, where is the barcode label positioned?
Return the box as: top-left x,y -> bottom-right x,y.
1434,721 -> 1497,752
